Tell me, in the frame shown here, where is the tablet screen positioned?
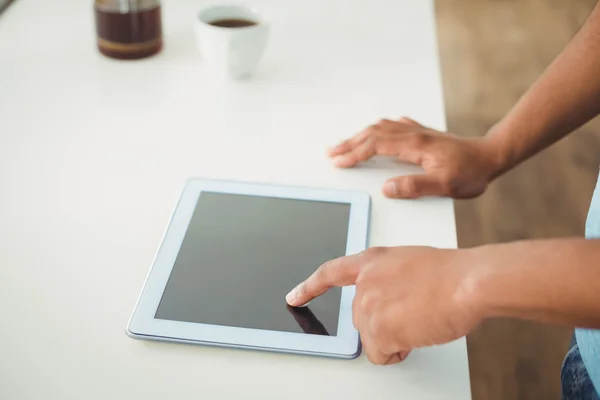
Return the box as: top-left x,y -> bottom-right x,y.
154,192 -> 351,336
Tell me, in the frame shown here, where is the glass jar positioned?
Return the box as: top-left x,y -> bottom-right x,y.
94,0 -> 163,60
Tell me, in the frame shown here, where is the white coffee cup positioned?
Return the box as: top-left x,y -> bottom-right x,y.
196,4 -> 269,80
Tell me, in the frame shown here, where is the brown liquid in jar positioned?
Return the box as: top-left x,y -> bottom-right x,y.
94,4 -> 163,60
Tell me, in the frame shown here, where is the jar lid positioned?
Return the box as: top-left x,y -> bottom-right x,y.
95,0 -> 160,13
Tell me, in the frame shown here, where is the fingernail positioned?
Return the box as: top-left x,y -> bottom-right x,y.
286,289 -> 297,305
383,181 -> 397,196
292,300 -> 311,308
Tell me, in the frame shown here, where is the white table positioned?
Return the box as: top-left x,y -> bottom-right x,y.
0,0 -> 471,398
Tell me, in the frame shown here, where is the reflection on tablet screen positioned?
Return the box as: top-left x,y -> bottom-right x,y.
286,305 -> 330,336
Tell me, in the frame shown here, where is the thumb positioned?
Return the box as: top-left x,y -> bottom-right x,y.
383,174 -> 446,199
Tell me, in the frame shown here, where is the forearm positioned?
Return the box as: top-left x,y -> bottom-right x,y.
467,238 -> 600,328
484,2 -> 600,176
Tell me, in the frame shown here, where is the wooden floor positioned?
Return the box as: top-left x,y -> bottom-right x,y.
435,0 -> 600,399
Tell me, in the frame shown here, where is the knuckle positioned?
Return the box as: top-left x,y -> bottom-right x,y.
298,281 -> 309,296
368,315 -> 385,337
367,124 -> 380,136
366,349 -> 386,365
356,138 -> 376,157
315,263 -> 330,281
401,178 -> 419,197
364,246 -> 386,259
399,116 -> 418,126
338,139 -> 351,149
376,118 -> 393,128
407,132 -> 428,147
355,270 -> 368,286
360,293 -> 376,311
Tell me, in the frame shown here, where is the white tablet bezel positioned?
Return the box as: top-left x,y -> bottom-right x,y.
127,179 -> 370,358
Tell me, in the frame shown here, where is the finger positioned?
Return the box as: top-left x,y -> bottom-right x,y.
361,335 -> 394,365
285,253 -> 362,307
376,118 -> 424,133
365,347 -> 391,365
327,119 -> 415,158
332,138 -> 376,168
361,335 -> 411,365
382,352 -> 408,365
327,127 -> 373,158
333,129 -> 433,168
374,118 -> 404,131
383,174 -> 447,199
333,136 -> 411,168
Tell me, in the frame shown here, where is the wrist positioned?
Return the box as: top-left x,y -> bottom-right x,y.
479,125 -> 516,180
453,244 -> 519,322
452,247 -> 498,323
456,239 -> 600,328
456,241 -> 548,321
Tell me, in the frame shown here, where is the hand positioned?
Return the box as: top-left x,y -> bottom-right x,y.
328,117 -> 501,199
285,246 -> 483,365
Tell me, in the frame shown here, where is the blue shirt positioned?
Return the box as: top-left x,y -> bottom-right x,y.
575,172 -> 600,394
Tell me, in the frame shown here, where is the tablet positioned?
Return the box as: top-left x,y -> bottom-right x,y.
126,179 -> 370,359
